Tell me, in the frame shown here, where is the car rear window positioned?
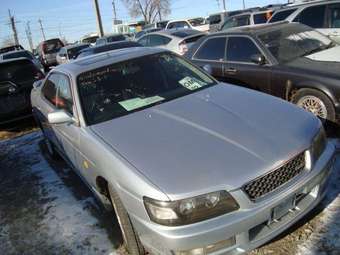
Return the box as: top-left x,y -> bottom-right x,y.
183,35 -> 205,44
67,45 -> 89,59
269,8 -> 297,23
0,59 -> 40,85
77,52 -> 216,125
43,39 -> 64,54
2,51 -> 33,60
209,14 -> 222,25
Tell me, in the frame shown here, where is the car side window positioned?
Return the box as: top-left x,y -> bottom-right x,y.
56,75 -> 73,114
138,36 -> 149,46
194,37 -> 226,61
227,37 -> 261,63
42,74 -> 59,106
148,35 -> 171,46
222,15 -> 250,30
293,5 -> 326,28
328,4 -> 340,28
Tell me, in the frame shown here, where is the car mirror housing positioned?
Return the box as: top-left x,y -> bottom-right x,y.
48,110 -> 73,125
251,54 -> 266,65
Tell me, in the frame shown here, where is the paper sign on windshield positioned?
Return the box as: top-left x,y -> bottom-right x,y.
179,77 -> 205,90
119,96 -> 164,111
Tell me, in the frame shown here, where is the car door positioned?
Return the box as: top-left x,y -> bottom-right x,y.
53,73 -> 80,168
192,36 -> 227,81
223,36 -> 271,93
325,3 -> 340,43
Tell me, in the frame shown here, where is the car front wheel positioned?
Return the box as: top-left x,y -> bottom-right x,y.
292,88 -> 336,122
108,185 -> 145,255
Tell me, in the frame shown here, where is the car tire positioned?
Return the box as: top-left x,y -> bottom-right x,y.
108,185 -> 145,255
292,88 -> 336,122
38,121 -> 59,159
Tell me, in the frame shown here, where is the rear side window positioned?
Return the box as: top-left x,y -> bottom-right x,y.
253,11 -> 273,24
194,37 -> 226,61
227,37 -> 260,63
209,14 -> 222,25
148,35 -> 171,46
42,74 -> 59,105
293,5 -> 326,28
328,4 -> 340,28
138,36 -> 149,46
269,8 -> 297,23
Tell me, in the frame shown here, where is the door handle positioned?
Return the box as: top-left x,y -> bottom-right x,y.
226,68 -> 237,74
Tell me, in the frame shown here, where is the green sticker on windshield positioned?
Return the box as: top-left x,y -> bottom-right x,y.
179,76 -> 205,90
118,96 -> 164,111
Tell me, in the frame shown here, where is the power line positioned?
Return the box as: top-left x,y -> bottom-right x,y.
38,18 -> 46,41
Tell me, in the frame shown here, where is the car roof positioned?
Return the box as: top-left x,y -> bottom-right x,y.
64,43 -> 89,50
216,21 -> 292,36
274,0 -> 340,11
54,47 -> 166,77
151,29 -> 204,38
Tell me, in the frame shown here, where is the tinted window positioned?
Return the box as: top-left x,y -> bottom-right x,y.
294,5 -> 326,28
253,11 -> 273,24
67,45 -> 89,59
148,35 -> 171,46
194,37 -> 226,61
42,39 -> 64,54
96,38 -> 106,46
138,36 -> 149,46
2,51 -> 33,60
221,15 -> 250,30
42,74 -> 59,105
227,37 -> 260,62
209,14 -> 222,25
107,35 -> 126,43
269,9 -> 297,23
258,25 -> 332,62
329,4 -> 340,28
77,53 -> 216,125
56,75 -> 73,114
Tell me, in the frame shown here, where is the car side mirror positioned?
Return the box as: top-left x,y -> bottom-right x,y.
251,54 -> 266,65
48,110 -> 73,125
203,64 -> 213,75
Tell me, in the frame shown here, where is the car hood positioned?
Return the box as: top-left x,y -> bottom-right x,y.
90,84 -> 319,200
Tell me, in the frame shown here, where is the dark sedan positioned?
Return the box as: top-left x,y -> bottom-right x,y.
186,22 -> 340,122
0,58 -> 44,125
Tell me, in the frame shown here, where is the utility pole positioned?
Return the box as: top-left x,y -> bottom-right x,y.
8,10 -> 19,45
93,0 -> 104,37
243,0 -> 246,9
38,19 -> 46,41
26,21 -> 34,52
222,0 -> 226,11
112,0 -> 117,21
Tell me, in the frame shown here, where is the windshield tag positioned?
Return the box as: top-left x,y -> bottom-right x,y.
179,76 -> 204,90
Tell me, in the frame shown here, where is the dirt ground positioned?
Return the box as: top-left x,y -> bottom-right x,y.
0,119 -> 339,255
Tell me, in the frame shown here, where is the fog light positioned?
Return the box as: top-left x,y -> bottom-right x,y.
175,248 -> 204,255
175,236 -> 236,255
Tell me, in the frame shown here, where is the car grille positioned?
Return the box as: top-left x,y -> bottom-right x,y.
243,153 -> 306,201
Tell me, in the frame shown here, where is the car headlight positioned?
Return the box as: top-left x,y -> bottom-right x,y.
144,191 -> 239,226
311,127 -> 327,163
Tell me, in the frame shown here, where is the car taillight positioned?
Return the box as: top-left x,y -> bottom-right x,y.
179,42 -> 188,55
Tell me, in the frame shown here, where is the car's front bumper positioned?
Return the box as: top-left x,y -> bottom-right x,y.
130,142 -> 336,255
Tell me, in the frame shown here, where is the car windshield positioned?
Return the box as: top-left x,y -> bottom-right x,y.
258,25 -> 334,62
77,52 -> 216,125
189,18 -> 205,26
2,51 -> 33,60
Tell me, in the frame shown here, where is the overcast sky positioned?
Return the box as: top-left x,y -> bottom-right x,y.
0,0 -> 286,49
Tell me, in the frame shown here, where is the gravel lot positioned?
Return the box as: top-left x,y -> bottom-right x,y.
0,126 -> 339,255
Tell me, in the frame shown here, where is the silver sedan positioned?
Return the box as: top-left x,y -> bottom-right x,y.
31,48 -> 335,255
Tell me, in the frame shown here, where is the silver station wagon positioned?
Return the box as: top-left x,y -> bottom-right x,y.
31,48 -> 335,255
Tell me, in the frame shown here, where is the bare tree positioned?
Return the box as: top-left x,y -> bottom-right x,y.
122,0 -> 171,23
